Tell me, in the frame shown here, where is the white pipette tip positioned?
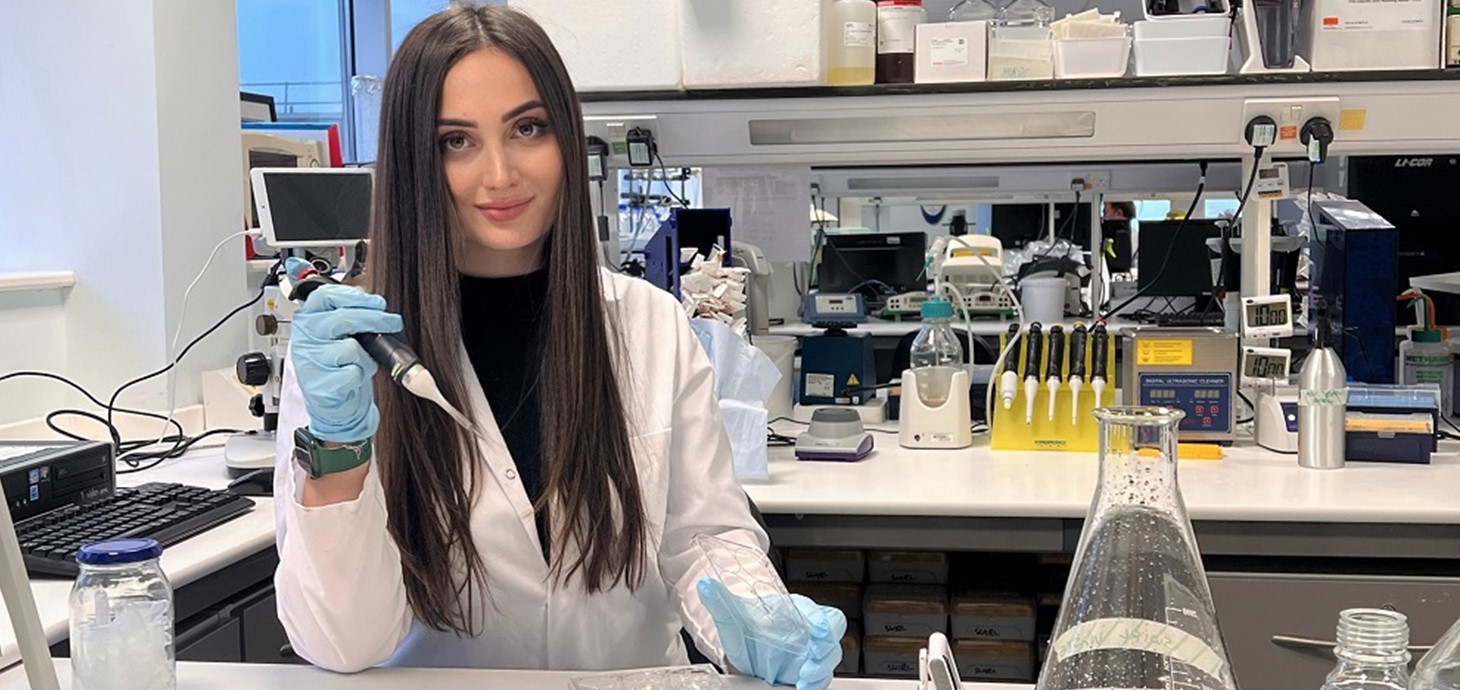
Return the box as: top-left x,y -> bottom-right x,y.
399,366 -> 474,432
1069,378 -> 1084,425
1092,377 -> 1107,411
1046,379 -> 1060,422
1000,370 -> 1019,410
1023,378 -> 1038,424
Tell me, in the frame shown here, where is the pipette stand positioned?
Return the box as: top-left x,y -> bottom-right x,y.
991,327 -> 1116,452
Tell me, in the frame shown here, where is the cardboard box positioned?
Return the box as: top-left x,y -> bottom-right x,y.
868,551 -> 949,585
863,636 -> 924,678
837,622 -> 861,676
915,21 -> 990,84
784,549 -> 865,583
951,592 -> 1037,641
788,581 -> 864,621
1308,0 -> 1442,71
954,640 -> 1037,682
863,584 -> 949,638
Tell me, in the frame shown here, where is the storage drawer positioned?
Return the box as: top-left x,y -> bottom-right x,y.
1209,572 -> 1460,690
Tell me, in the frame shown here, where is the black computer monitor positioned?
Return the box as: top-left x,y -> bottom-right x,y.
817,232 -> 928,295
1137,220 -> 1222,297
991,203 -> 1094,249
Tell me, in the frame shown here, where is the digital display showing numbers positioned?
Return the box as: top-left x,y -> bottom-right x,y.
1245,355 -> 1288,379
1246,302 -> 1288,328
1148,389 -> 1224,400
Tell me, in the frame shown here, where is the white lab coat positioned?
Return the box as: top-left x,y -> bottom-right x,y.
272,268 -> 769,673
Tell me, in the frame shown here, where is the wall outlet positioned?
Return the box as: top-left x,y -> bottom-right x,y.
1240,98 -> 1341,150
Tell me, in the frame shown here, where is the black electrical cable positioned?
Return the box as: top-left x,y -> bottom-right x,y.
653,150 -> 691,207
1198,157 -> 1265,322
116,427 -> 244,474
105,280 -> 267,438
1102,161 -> 1210,319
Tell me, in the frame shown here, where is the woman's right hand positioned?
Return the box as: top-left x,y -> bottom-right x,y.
289,284 -> 404,444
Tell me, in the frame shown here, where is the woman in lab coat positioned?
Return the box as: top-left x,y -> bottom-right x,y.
272,5 -> 844,689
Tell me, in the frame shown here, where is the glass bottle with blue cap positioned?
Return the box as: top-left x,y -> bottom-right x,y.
69,538 -> 174,690
900,299 -> 974,449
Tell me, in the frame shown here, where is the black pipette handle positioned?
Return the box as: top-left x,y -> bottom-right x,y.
1091,323 -> 1109,380
1003,324 -> 1021,374
1024,324 -> 1043,380
1070,324 -> 1089,380
1045,325 -> 1065,381
290,275 -> 422,384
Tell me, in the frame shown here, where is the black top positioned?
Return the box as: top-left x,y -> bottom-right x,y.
459,268 -> 550,559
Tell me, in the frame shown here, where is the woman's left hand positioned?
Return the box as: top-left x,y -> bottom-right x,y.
697,577 -> 847,690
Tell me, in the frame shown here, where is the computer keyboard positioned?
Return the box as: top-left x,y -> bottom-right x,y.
15,482 -> 255,578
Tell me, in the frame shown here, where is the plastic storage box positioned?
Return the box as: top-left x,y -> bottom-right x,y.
1307,0 -> 1442,71
863,584 -> 949,638
951,592 -> 1037,641
1133,17 -> 1232,76
868,551 -> 949,585
862,636 -> 924,678
787,581 -> 864,621
784,549 -> 865,583
954,640 -> 1037,682
1053,36 -> 1132,78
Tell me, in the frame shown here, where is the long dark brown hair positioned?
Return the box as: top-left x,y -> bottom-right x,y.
368,5 -> 647,634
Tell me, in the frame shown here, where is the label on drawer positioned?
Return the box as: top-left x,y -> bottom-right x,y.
1050,617 -> 1228,680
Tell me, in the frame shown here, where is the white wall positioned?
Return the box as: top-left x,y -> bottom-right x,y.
0,1 -> 246,427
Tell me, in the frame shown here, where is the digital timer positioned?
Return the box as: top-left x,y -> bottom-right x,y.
1241,294 -> 1294,339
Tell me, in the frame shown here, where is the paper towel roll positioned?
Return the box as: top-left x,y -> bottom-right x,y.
755,335 -> 797,420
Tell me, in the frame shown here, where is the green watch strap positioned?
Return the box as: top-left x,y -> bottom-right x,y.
310,438 -> 373,477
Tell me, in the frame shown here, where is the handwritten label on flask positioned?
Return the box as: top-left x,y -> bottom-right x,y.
1050,617 -> 1228,681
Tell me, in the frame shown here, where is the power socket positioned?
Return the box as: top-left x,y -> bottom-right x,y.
583,114 -> 660,165
1069,172 -> 1111,192
1240,98 -> 1341,150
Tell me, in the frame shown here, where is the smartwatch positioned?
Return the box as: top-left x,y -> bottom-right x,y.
292,427 -> 374,479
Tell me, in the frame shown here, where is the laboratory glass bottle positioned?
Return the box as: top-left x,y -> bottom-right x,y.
1037,407 -> 1238,690
1413,614 -> 1460,690
829,0 -> 877,86
1400,329 -> 1454,418
949,0 -> 998,21
875,0 -> 925,83
909,299 -> 965,406
70,539 -> 176,690
1320,609 -> 1411,690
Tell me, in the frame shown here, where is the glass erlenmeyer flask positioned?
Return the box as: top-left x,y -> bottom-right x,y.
1413,614 -> 1460,690
1038,407 -> 1238,690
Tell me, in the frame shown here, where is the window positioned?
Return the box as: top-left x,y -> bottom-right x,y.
391,0 -> 452,50
1205,199 -> 1241,219
236,0 -> 352,156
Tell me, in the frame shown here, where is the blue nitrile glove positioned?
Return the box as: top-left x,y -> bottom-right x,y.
697,577 -> 847,690
289,283 -> 403,442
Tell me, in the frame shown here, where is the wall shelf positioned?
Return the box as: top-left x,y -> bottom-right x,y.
581,72 -> 1460,166
0,272 -> 76,295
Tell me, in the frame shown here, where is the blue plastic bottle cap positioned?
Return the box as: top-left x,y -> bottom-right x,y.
921,299 -> 954,320
77,538 -> 163,566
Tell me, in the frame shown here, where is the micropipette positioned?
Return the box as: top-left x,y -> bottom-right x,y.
1091,323 -> 1110,413
1045,325 -> 1065,422
1024,323 -> 1043,425
1000,324 -> 1021,411
282,258 -> 474,432
1069,324 -> 1089,425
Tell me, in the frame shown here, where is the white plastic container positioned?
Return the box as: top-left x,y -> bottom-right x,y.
1400,330 -> 1454,418
829,0 -> 878,86
1133,21 -> 1231,76
1053,36 -> 1132,78
988,25 -> 1054,80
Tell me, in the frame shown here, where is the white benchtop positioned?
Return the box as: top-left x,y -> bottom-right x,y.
5,432 -> 1460,671
0,447 -> 273,671
749,431 -> 1460,525
0,660 -> 972,689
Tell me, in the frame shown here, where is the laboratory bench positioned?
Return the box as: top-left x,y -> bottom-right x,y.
0,660 -> 977,689
3,438 -> 1460,688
